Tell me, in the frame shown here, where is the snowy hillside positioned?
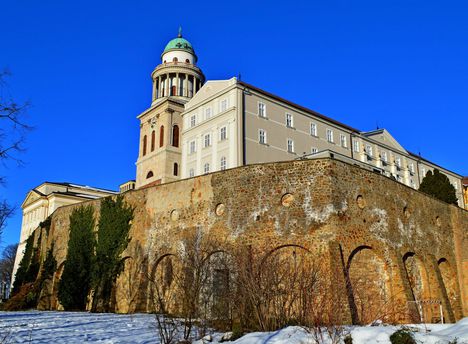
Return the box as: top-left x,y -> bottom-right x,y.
0,311 -> 467,343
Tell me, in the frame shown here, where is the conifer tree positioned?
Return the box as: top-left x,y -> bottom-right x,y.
91,195 -> 133,312
419,169 -> 458,205
58,205 -> 95,310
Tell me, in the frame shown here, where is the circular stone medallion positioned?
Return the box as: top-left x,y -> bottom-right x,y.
281,193 -> 294,207
170,209 -> 179,221
215,203 -> 225,216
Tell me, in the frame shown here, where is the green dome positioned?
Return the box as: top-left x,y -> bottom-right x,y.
163,37 -> 194,55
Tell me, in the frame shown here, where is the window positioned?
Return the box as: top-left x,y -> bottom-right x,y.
151,131 -> 155,152
259,129 -> 266,144
159,126 -> 164,147
185,58 -> 190,64
395,157 -> 401,168
311,147 -> 318,154
146,171 -> 153,179
172,125 -> 179,147
258,102 -> 266,117
190,115 -> 196,127
220,99 -> 228,112
142,135 -> 147,156
326,129 -> 334,143
220,126 -> 227,141
286,113 -> 293,128
340,134 -> 347,148
189,140 -> 196,154
366,145 -> 373,157
189,168 -> 195,177
220,156 -> 227,170
205,107 -> 211,119
173,57 -> 178,62
409,163 -> 415,174
353,140 -> 360,152
204,163 -> 210,174
203,133 -> 211,148
173,163 -> 178,176
310,122 -> 317,136
287,139 -> 294,153
381,151 -> 388,163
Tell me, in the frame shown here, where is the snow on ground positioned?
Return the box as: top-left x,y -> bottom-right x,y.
0,311 -> 467,344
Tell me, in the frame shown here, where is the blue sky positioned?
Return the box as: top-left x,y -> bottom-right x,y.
1,0 -> 467,247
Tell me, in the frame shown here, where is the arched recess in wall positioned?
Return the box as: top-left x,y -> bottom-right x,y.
151,130 -> 155,152
437,258 -> 459,319
257,244 -> 318,330
173,163 -> 178,176
150,253 -> 178,314
345,245 -> 390,325
159,126 -> 164,147
402,252 -> 434,323
146,171 -> 154,179
172,125 -> 179,147
201,250 -> 233,322
51,261 -> 66,310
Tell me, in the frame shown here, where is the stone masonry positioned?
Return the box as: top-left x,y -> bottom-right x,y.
30,158 -> 468,324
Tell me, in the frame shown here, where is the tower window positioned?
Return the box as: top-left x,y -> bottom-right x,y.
146,171 -> 154,179
185,59 -> 190,63
173,163 -> 178,176
142,135 -> 147,156
159,126 -> 164,147
151,130 -> 155,152
172,125 -> 180,147
173,57 -> 178,62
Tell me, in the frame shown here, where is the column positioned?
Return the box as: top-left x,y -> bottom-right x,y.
164,74 -> 169,97
176,73 -> 179,96
158,76 -> 162,98
184,74 -> 188,97
152,78 -> 157,101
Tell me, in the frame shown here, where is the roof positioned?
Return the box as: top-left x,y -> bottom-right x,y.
162,29 -> 196,59
41,181 -> 117,194
237,80 -> 361,133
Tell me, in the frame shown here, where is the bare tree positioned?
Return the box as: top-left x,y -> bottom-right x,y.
0,69 -> 31,239
0,243 -> 18,283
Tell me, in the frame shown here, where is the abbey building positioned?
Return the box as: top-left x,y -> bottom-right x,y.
135,30 -> 465,208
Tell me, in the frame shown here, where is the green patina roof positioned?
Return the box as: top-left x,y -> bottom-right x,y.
162,28 -> 195,56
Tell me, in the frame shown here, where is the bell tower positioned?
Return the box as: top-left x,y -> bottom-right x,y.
136,29 -> 205,188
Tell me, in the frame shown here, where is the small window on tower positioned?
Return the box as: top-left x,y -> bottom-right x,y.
173,57 -> 178,62
185,59 -> 190,64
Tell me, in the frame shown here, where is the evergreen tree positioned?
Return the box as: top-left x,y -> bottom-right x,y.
419,169 -> 458,205
12,231 -> 41,294
92,195 -> 134,312
58,205 -> 95,310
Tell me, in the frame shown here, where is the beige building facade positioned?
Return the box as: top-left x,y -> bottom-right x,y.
11,182 -> 117,286
179,79 -> 465,208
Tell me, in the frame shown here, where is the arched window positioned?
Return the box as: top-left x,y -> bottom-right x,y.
146,171 -> 154,179
172,125 -> 179,147
151,130 -> 155,152
159,126 -> 164,147
173,163 -> 178,176
173,57 -> 178,63
185,59 -> 190,64
142,135 -> 147,156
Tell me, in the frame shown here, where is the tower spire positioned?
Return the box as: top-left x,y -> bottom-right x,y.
178,26 -> 182,38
